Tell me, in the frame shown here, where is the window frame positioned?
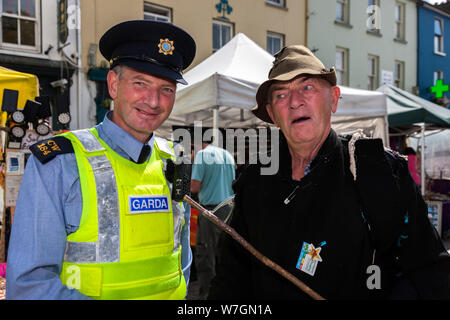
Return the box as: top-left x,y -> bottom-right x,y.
336,0 -> 350,24
367,54 -> 379,90
434,17 -> 444,55
212,19 -> 234,53
433,70 -> 443,86
395,60 -> 405,89
335,47 -> 349,86
0,0 -> 41,53
266,0 -> 285,7
394,1 -> 405,41
143,2 -> 172,22
266,31 -> 284,55
367,0 -> 381,32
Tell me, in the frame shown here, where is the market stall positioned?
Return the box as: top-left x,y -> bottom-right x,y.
0,66 -> 74,299
0,67 -> 40,265
377,84 -> 450,237
0,66 -> 41,299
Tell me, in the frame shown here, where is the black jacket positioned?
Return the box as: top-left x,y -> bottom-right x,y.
208,130 -> 450,300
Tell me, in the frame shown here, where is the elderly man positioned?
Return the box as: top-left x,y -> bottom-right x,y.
6,20 -> 196,300
208,46 -> 450,300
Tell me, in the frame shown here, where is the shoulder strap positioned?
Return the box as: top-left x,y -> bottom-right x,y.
69,128 -> 106,153
29,136 -> 74,164
344,132 -> 405,254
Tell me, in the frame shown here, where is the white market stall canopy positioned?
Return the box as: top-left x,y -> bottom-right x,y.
157,33 -> 388,144
333,86 -> 388,144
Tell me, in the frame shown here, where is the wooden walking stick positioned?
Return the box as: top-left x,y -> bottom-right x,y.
183,195 -> 326,301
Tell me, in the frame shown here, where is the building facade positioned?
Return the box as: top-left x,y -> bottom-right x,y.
417,1 -> 450,107
307,0 -> 417,93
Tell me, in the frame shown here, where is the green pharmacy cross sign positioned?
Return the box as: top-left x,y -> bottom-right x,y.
430,79 -> 449,99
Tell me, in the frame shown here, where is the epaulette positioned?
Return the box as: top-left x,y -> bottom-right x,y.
29,136 -> 74,164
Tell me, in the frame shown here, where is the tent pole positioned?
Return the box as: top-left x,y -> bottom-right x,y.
421,123 -> 425,196
213,106 -> 219,146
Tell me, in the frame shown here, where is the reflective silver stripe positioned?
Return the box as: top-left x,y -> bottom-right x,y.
172,201 -> 184,252
64,241 -> 97,263
89,155 -> 120,263
71,129 -> 105,153
162,157 -> 184,253
64,130 -> 120,263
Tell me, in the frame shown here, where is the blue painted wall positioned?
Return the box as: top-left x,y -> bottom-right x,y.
418,4 -> 450,104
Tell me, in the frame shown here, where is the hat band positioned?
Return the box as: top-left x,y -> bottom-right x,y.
110,55 -> 183,74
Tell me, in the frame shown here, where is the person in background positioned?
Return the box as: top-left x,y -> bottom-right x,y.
190,137 -> 235,299
404,147 -> 421,186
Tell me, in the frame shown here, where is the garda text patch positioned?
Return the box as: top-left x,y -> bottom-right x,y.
129,195 -> 170,214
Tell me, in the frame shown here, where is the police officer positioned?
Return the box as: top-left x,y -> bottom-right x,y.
6,20 -> 196,300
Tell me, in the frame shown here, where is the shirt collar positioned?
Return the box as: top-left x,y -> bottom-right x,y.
95,111 -> 154,162
278,129 -> 339,180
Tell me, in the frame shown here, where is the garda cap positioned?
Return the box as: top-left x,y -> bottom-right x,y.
99,20 -> 196,85
253,45 -> 337,123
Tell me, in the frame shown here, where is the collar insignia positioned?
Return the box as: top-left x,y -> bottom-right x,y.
158,38 -> 175,55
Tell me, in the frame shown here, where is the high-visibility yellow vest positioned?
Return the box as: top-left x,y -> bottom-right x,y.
58,128 -> 186,300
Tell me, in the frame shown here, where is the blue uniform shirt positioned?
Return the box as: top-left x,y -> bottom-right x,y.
6,112 -> 192,299
191,145 -> 235,206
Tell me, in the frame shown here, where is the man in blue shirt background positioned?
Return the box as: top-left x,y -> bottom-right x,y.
190,137 -> 235,299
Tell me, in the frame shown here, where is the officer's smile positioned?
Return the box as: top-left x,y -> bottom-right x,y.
135,106 -> 160,118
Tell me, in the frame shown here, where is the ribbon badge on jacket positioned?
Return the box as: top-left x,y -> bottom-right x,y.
296,241 -> 326,276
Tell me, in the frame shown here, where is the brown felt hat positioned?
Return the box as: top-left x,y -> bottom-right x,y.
253,45 -> 337,123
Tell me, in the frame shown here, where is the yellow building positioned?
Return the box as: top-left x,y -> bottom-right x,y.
81,0 -> 307,72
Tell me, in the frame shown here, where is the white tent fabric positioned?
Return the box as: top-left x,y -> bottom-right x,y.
172,33 -> 274,115
156,33 -> 388,145
333,86 -> 388,144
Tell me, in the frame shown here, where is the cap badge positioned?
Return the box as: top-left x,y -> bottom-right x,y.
158,38 -> 175,55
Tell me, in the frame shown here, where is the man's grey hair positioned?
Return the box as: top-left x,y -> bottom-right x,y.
112,65 -> 126,79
